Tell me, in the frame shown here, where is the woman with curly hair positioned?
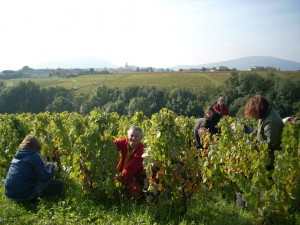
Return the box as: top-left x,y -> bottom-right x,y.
244,95 -> 284,170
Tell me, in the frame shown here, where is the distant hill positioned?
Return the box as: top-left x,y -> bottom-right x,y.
172,56 -> 300,71
34,57 -> 117,69
30,56 -> 300,71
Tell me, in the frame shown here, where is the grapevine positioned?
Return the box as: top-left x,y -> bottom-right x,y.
0,111 -> 299,221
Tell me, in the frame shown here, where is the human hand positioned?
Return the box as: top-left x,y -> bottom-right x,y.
250,130 -> 257,140
114,173 -> 121,182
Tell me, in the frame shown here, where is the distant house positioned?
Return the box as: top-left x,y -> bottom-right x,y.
250,66 -> 265,71
1,70 -> 15,74
23,69 -> 53,77
186,68 -> 203,72
266,66 -> 277,71
123,62 -> 136,72
0,70 -> 24,78
181,67 -> 210,72
218,66 -> 229,71
65,69 -> 82,76
250,66 -> 278,71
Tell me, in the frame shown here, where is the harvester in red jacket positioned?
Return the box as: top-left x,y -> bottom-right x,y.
113,126 -> 146,199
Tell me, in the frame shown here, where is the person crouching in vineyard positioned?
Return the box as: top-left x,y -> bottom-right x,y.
244,95 -> 284,171
4,135 -> 63,203
114,126 -> 146,200
193,106 -> 222,151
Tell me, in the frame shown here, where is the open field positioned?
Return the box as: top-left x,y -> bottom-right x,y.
3,72 -> 229,95
2,71 -> 300,95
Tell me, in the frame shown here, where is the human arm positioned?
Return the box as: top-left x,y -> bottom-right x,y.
259,121 -> 282,150
193,127 -> 202,149
31,153 -> 55,182
213,104 -> 220,114
223,106 -> 229,116
113,138 -> 127,152
121,152 -> 144,184
193,119 -> 205,149
250,129 -> 257,140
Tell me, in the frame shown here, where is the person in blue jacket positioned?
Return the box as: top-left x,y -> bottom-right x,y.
4,135 -> 56,202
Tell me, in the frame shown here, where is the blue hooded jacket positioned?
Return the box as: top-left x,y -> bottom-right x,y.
4,147 -> 54,200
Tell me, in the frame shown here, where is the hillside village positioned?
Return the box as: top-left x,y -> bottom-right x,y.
0,64 -> 278,79
0,64 -> 171,78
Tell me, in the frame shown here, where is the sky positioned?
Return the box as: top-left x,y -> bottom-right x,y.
0,0 -> 299,71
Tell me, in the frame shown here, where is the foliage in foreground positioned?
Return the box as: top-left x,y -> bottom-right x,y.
0,110 -> 299,224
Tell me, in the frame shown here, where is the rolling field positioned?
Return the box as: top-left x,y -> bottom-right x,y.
2,71 -> 300,95
1,72 -> 231,95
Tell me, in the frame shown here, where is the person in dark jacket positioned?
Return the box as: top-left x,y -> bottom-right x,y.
4,135 -> 57,202
244,95 -> 284,170
193,106 -> 222,150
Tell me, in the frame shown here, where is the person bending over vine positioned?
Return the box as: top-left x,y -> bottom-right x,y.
244,95 -> 284,171
193,106 -> 222,150
4,135 -> 63,203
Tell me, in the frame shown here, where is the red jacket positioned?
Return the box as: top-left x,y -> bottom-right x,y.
113,138 -> 144,184
213,104 -> 229,116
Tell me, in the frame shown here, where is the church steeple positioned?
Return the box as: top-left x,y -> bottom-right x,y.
124,62 -> 129,73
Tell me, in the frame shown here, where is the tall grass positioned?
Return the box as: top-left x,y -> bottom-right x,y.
0,178 -> 255,225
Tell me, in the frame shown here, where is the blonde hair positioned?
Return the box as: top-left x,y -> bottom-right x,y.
19,135 -> 42,152
218,96 -> 225,102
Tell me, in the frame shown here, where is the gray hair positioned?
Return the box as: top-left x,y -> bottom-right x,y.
127,125 -> 143,138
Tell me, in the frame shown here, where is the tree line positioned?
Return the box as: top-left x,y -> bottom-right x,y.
0,71 -> 299,118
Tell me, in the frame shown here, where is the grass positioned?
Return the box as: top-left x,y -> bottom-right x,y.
0,178 -> 256,225
4,72 -> 227,94
2,71 -> 300,96
1,72 -> 231,95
